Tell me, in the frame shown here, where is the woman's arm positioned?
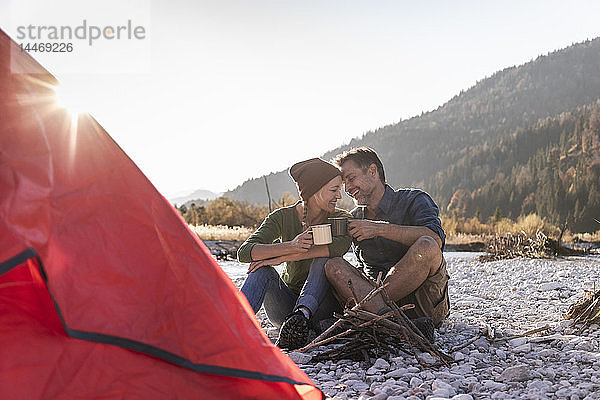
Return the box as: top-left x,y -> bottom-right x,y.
238,209 -> 314,263
247,230 -> 353,273
250,228 -> 312,261
237,211 -> 281,263
247,244 -> 330,273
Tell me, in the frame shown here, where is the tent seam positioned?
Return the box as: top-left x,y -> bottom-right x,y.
0,247 -> 315,388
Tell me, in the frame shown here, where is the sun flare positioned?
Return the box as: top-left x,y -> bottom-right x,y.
53,80 -> 93,115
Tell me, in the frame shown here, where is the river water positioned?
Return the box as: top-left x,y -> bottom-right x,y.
217,251 -> 484,282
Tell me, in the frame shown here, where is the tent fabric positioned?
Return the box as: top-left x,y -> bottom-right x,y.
0,29 -> 322,400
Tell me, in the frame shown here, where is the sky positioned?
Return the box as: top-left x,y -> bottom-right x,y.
2,0 -> 600,199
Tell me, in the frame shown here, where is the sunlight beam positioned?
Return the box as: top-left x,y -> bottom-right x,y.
53,80 -> 92,116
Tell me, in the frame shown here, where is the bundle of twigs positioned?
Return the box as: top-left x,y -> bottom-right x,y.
565,287 -> 600,332
479,231 -> 554,262
298,278 -> 452,366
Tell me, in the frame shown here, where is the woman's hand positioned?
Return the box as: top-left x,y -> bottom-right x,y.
288,227 -> 313,253
247,256 -> 286,274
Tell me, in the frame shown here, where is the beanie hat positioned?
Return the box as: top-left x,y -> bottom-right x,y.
289,158 -> 341,201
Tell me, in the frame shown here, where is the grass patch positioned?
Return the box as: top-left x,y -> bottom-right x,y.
446,233 -> 487,245
189,216 -> 600,247
571,230 -> 600,243
189,224 -> 254,242
441,213 -> 561,237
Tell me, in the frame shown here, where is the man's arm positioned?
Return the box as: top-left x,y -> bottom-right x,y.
348,219 -> 442,248
379,222 -> 442,248
348,190 -> 445,249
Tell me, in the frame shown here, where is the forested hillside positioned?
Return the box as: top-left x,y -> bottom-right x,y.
224,38 -> 600,232
439,101 -> 600,232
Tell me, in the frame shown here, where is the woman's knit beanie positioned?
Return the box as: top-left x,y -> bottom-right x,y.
289,158 -> 340,201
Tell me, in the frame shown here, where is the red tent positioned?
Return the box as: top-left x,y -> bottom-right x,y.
0,29 -> 322,399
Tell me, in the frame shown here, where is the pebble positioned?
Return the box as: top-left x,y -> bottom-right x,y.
527,379 -> 551,392
227,253 -> 600,400
560,319 -> 575,328
508,337 -> 528,347
346,379 -> 370,392
373,358 -> 390,370
409,377 -> 423,387
483,380 -> 508,391
497,364 -> 531,382
363,394 -> 387,400
287,352 -> 312,364
539,348 -> 557,357
512,343 -> 532,353
432,379 -> 456,397
385,368 -> 408,378
418,352 -> 438,365
539,282 -> 563,291
495,349 -> 507,360
544,368 -> 557,380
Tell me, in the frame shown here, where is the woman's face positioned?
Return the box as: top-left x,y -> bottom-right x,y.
309,175 -> 343,213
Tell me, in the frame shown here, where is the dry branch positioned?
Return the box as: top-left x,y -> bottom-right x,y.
298,278 -> 452,365
565,288 -> 600,332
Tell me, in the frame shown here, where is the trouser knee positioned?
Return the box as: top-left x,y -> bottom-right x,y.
241,266 -> 282,314
324,257 -> 347,279
244,266 -> 279,285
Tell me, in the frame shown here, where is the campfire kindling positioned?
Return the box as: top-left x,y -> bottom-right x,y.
298,273 -> 453,366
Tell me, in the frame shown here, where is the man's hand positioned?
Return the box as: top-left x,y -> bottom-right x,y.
348,219 -> 389,241
288,227 -> 313,253
247,256 -> 286,274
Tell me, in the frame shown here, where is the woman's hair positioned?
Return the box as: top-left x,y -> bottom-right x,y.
301,200 -> 309,229
333,146 -> 386,184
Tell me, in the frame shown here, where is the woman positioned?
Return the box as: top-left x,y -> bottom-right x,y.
237,158 -> 352,350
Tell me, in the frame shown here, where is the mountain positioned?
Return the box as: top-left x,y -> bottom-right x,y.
226,172 -> 297,208
438,100 -> 600,232
224,38 -> 600,228
170,189 -> 219,206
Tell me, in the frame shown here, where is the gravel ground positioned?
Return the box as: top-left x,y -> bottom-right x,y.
230,252 -> 600,400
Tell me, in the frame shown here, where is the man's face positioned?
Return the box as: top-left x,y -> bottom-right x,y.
340,160 -> 378,205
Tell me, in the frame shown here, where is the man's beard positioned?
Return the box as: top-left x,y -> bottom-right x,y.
351,188 -> 371,206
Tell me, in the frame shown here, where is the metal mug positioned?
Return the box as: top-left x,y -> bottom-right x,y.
327,217 -> 349,236
311,224 -> 332,245
354,206 -> 366,220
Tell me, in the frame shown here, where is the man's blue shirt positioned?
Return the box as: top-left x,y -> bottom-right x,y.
351,185 -> 445,279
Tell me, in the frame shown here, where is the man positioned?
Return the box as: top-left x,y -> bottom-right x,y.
325,147 -> 449,341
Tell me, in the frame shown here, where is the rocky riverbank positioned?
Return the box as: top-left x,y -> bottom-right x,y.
230,253 -> 600,399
